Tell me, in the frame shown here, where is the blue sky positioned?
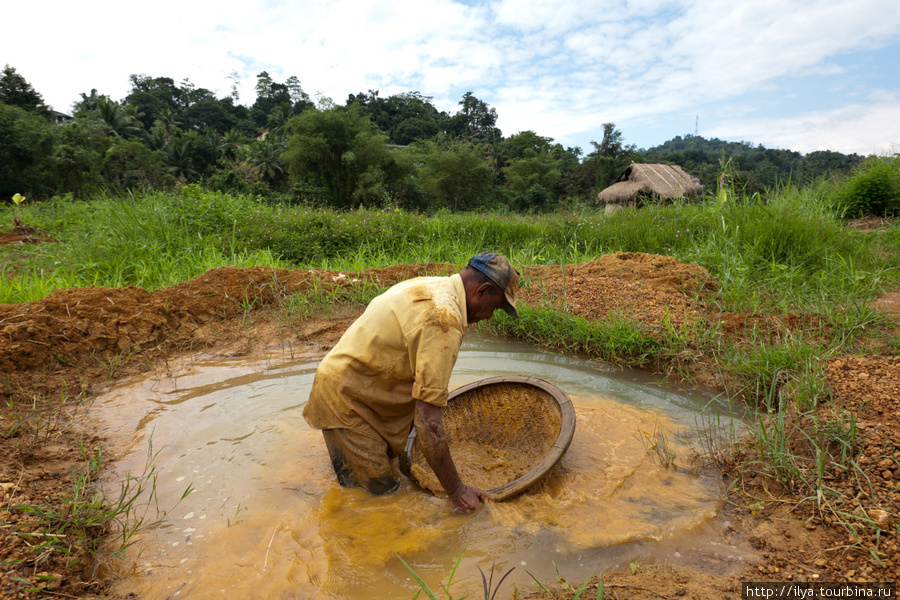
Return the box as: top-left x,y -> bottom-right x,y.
6,0 -> 899,156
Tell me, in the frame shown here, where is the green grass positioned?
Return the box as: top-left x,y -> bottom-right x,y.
1,439 -> 193,582
0,188 -> 285,303
5,182 -> 898,307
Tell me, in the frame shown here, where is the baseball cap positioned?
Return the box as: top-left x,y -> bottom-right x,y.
467,252 -> 519,318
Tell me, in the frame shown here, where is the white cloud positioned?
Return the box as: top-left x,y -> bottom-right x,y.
705,102 -> 900,155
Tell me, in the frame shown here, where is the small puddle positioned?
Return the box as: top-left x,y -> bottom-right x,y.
88,335 -> 752,599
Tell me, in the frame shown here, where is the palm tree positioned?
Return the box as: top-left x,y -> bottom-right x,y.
154,108 -> 182,138
96,97 -> 143,138
248,140 -> 284,182
266,102 -> 292,141
218,128 -> 244,160
122,104 -> 145,128
164,140 -> 198,181
147,123 -> 169,151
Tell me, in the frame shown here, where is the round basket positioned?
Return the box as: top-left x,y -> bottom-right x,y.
400,375 -> 576,501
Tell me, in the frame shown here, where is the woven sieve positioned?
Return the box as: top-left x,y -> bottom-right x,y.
400,375 -> 576,501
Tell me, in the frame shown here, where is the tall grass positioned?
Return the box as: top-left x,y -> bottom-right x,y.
5,183 -> 897,307
1,189 -> 285,303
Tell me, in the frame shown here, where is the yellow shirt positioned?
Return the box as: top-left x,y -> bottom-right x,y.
303,274 -> 468,453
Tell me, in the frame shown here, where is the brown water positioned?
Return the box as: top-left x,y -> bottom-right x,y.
88,336 -> 751,599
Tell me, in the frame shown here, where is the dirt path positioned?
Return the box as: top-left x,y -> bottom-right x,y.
1,253 -> 897,598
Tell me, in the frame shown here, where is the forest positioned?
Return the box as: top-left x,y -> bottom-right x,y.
0,64 -> 879,214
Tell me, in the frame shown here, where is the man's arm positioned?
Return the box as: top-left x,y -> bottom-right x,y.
414,400 -> 489,513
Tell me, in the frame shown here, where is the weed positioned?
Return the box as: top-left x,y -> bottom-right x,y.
479,562 -> 516,600
2,437 -> 193,578
227,502 -> 247,527
394,545 -> 466,600
692,395 -> 744,468
527,563 -> 598,600
90,344 -> 139,380
637,419 -> 677,469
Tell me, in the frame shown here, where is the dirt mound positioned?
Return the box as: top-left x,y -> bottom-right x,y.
0,264 -> 455,373
519,252 -> 717,331
825,356 -> 900,532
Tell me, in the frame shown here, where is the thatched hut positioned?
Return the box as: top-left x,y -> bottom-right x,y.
598,163 -> 703,213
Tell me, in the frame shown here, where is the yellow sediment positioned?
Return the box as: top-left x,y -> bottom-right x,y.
411,440 -> 530,493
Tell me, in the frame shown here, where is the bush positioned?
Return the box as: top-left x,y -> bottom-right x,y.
831,156 -> 900,218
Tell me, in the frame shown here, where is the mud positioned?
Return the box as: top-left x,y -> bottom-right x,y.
1,250 -> 898,598
412,441 -> 525,493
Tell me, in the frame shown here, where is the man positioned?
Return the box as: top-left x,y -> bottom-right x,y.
303,252 -> 519,513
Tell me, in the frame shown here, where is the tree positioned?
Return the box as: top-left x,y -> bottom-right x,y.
182,98 -> 235,133
266,102 -> 293,141
163,139 -> 199,181
251,71 -> 296,127
248,139 -> 285,183
503,131 -> 554,161
348,90 -> 445,145
0,102 -> 55,198
447,92 -> 501,143
72,89 -> 107,116
285,75 -> 312,111
0,65 -> 49,114
49,118 -> 109,196
591,123 -> 636,190
125,75 -> 182,130
415,141 -> 493,211
283,105 -> 410,207
95,98 -> 144,138
227,70 -> 241,102
101,138 -> 172,191
503,151 -> 561,196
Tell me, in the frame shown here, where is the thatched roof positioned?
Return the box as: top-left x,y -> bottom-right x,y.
598,163 -> 702,205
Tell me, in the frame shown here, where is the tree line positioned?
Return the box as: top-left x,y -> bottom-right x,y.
1,64 -> 868,212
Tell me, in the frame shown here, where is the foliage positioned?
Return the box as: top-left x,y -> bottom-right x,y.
414,141 -> 494,211
4,441 -> 193,580
591,123 -> 637,191
447,91 -> 501,143
0,64 -> 49,114
0,101 -> 56,199
283,104 -> 411,208
347,90 -> 444,145
0,63 -> 878,211
101,138 -> 173,191
504,151 -> 561,198
828,155 -> 900,217
641,134 -> 866,194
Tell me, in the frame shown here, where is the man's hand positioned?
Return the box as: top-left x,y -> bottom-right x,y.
448,484 -> 491,514
415,400 -> 492,513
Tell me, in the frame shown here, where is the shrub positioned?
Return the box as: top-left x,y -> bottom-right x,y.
830,156 -> 900,218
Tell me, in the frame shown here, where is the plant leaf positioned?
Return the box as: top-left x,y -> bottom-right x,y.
394,551 -> 439,600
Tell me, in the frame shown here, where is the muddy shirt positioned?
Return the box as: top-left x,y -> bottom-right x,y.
303,274 -> 468,454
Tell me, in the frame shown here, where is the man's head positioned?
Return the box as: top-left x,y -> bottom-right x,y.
460,252 -> 519,324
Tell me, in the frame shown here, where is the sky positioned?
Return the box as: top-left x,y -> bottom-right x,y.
5,0 -> 900,156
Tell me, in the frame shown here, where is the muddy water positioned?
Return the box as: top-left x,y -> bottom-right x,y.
89,335 -> 750,600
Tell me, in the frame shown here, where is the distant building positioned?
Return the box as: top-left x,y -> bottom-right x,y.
598,162 -> 704,213
50,110 -> 74,125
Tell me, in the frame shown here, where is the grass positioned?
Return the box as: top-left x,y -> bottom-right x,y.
394,546 -> 602,600
0,189 -> 286,304
1,438 -> 193,582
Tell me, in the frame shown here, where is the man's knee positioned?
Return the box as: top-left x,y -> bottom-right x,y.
321,428 -> 398,495
364,472 -> 400,495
